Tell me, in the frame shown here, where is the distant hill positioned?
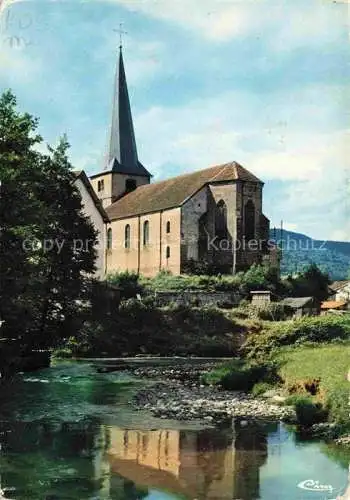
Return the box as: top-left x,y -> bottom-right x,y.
269,229 -> 350,280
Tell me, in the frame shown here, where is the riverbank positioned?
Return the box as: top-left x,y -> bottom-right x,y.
130,362 -> 295,425
200,342 -> 350,440
1,360 -> 349,500
129,354 -> 350,443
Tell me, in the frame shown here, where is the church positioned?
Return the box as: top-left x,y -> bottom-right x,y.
75,47 -> 272,278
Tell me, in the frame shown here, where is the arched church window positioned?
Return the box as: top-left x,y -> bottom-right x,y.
244,200 -> 255,242
143,220 -> 149,246
107,228 -> 112,250
125,179 -> 137,193
98,179 -> 104,192
166,221 -> 171,234
166,246 -> 170,259
215,200 -> 228,239
124,224 -> 131,249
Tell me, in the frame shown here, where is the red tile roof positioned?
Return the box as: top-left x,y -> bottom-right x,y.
106,161 -> 262,221
321,300 -> 348,310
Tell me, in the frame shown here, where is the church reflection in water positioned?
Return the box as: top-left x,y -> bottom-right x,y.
105,422 -> 268,500
0,419 -> 269,499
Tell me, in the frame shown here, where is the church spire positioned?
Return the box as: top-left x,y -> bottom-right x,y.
107,46 -> 151,178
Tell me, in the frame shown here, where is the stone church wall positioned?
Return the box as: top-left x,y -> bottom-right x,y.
106,207 -> 181,277
112,173 -> 149,201
208,182 -> 237,271
236,182 -> 265,269
153,290 -> 241,308
181,186 -> 208,267
160,208 -> 181,275
107,216 -> 140,275
74,177 -> 106,279
90,172 -> 113,209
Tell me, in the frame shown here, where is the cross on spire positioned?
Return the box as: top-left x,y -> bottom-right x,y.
114,23 -> 127,50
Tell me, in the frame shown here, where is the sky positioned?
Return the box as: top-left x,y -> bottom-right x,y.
0,0 -> 349,241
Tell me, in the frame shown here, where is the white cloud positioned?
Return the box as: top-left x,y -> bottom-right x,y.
0,47 -> 41,85
135,85 -> 349,180
330,228 -> 350,242
93,32 -> 165,85
105,0 -> 259,41
133,84 -> 349,240
104,0 -> 347,47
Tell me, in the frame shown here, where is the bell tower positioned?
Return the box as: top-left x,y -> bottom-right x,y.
90,45 -> 152,208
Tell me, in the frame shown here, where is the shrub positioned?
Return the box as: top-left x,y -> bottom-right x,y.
287,395 -> 327,427
140,264 -> 280,297
251,382 -> 275,397
326,383 -> 350,429
181,258 -> 228,276
107,271 -> 143,299
249,303 -> 288,321
53,347 -> 73,359
202,359 -> 279,391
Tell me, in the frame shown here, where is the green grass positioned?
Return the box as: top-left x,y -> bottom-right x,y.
276,344 -> 350,431
202,334 -> 350,433
201,358 -> 279,391
139,272 -> 243,292
242,315 -> 350,360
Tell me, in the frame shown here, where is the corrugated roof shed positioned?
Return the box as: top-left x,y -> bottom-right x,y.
280,297 -> 314,309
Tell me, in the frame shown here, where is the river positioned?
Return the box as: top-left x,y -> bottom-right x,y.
0,360 -> 349,500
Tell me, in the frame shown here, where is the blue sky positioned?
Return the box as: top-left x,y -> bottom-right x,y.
0,0 -> 349,241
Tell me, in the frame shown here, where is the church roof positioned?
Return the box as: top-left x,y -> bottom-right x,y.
106,161 -> 262,221
107,48 -> 151,178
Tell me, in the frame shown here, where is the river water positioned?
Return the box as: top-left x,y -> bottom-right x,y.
0,361 -> 349,500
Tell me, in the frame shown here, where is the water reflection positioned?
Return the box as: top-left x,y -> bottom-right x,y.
108,423 -> 267,500
0,363 -> 348,500
0,420 -> 148,500
0,418 -> 268,500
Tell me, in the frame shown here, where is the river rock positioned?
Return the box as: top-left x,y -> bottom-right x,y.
132,362 -> 296,424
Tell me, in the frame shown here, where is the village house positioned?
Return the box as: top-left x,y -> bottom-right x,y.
280,296 -> 319,319
329,281 -> 350,305
76,47 -> 275,278
320,300 -> 349,315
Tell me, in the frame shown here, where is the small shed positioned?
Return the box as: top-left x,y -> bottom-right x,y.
280,296 -> 316,319
250,290 -> 271,308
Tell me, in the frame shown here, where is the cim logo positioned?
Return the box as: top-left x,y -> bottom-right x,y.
298,479 -> 334,494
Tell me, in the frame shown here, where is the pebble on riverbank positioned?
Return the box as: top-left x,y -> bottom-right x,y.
130,364 -> 296,425
336,435 -> 350,446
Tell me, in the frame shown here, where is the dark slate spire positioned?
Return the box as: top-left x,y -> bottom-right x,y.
107,47 -> 151,177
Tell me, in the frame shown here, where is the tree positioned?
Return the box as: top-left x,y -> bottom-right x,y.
286,263 -> 330,301
239,263 -> 280,296
0,91 -> 97,370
